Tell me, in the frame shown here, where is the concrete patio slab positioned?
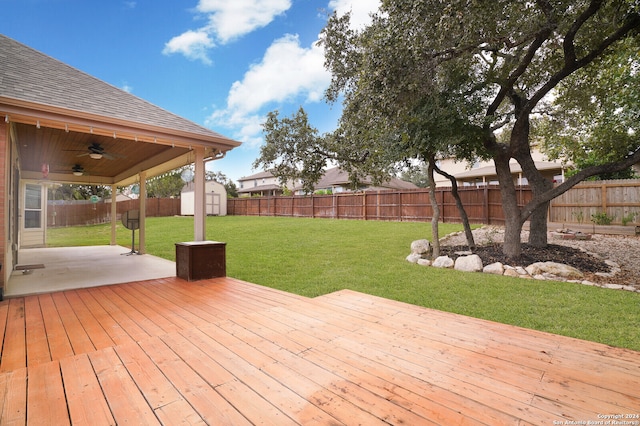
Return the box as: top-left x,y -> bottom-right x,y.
5,245 -> 176,297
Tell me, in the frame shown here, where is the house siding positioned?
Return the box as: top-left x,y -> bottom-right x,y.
0,121 -> 7,287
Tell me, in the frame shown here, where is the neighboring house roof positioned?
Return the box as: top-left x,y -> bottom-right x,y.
310,167 -> 418,191
246,167 -> 418,193
454,160 -> 564,180
238,170 -> 277,181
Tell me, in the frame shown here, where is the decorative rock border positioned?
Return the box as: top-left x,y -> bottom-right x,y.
406,237 -> 640,293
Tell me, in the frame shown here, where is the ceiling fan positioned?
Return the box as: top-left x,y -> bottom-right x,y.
76,142 -> 120,160
71,164 -> 84,176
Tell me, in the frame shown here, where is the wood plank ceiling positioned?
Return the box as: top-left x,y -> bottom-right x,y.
15,123 -> 190,184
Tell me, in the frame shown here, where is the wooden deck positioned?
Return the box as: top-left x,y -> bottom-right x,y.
0,277 -> 638,425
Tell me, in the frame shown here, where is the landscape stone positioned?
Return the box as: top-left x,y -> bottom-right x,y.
483,262 -> 504,275
604,259 -> 620,268
525,262 -> 584,280
410,239 -> 431,256
417,259 -> 431,266
602,283 -> 624,290
454,254 -> 483,272
406,253 -> 422,264
503,269 -> 520,278
432,256 -> 454,268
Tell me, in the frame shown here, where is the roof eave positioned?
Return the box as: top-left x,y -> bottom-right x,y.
0,96 -> 241,152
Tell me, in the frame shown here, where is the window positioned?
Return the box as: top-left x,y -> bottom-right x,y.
24,184 -> 42,229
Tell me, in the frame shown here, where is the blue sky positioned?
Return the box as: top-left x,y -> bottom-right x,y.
1,0 -> 380,184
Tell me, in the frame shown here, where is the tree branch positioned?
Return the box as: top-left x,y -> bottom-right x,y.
563,0 -> 602,65
527,7 -> 640,115
520,147 -> 640,220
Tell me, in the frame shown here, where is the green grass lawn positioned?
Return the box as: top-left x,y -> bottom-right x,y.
47,216 -> 640,351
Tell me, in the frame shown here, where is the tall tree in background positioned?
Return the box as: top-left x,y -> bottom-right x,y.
146,169 -> 185,198
540,38 -> 640,181
321,0 -> 640,258
208,171 -> 239,197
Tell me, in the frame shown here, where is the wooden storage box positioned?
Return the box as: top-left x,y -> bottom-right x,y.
175,241 -> 226,281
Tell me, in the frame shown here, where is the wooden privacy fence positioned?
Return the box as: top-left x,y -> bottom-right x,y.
549,179 -> 640,225
47,198 -> 181,227
228,186 -> 532,225
228,179 -> 640,226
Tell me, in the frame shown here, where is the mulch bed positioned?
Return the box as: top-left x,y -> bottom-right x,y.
440,243 -> 610,274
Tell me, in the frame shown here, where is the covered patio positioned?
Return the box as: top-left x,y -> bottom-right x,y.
0,277 -> 638,424
1,34 -> 241,297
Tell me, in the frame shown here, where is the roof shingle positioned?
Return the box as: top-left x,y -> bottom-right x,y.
0,34 -> 236,143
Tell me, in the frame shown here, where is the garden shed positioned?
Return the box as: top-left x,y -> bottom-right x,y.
181,181 -> 227,216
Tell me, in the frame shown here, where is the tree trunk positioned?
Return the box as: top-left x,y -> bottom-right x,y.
427,157 -> 440,258
528,201 -> 549,248
434,165 -> 475,250
494,153 -> 523,258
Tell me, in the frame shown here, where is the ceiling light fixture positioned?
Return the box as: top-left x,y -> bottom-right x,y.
72,164 -> 84,176
89,152 -> 103,160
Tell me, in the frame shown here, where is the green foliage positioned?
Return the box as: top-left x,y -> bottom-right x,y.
146,169 -> 186,198
314,189 -> 333,195
621,211 -> 638,226
319,0 -> 640,258
400,164 -> 431,188
208,171 -> 238,198
565,152 -> 639,181
591,211 -> 615,225
49,184 -> 111,201
46,216 -> 640,350
541,38 -> 640,178
253,108 -> 327,194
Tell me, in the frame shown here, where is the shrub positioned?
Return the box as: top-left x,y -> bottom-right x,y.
591,211 -> 614,225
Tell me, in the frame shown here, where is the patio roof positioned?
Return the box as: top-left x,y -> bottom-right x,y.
0,34 -> 241,186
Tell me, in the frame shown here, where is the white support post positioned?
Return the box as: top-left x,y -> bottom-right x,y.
138,171 -> 147,254
194,147 -> 206,241
110,184 -> 117,245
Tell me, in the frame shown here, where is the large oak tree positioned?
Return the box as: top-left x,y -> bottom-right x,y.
320,0 -> 640,258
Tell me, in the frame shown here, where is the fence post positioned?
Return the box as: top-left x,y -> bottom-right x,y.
484,186 -> 489,225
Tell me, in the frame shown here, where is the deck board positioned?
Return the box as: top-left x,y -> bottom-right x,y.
26,361 -> 70,426
24,296 -> 50,366
0,276 -> 638,424
59,354 -> 115,426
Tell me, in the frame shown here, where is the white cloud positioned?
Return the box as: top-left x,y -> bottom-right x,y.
163,30 -> 215,64
230,34 -> 329,115
207,34 -> 331,147
197,0 -> 292,44
207,1 -> 381,146
328,0 -> 380,29
164,0 -> 291,63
